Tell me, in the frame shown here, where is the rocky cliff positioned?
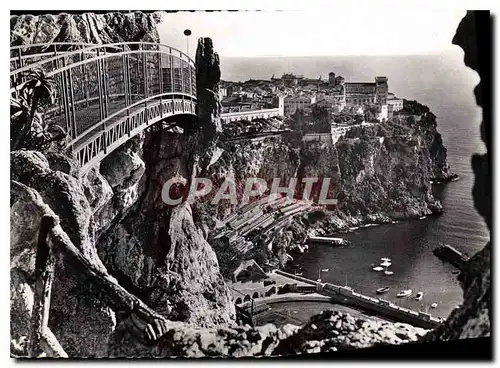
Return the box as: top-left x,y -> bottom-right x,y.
10,10 -> 489,358
421,10 -> 491,342
199,109 -> 449,246
334,111 -> 447,222
10,11 -> 162,46
10,11 -> 235,357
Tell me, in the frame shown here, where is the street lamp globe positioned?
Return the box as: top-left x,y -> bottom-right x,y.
183,29 -> 192,57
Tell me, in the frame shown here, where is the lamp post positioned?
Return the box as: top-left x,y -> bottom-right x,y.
317,268 -> 329,282
183,29 -> 192,58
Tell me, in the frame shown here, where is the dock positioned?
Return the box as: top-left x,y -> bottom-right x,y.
271,270 -> 444,329
306,236 -> 349,246
433,244 -> 468,271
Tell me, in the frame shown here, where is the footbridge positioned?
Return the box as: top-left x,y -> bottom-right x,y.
10,42 -> 197,174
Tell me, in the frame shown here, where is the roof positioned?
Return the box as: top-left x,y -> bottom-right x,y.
345,82 -> 376,86
233,259 -> 266,279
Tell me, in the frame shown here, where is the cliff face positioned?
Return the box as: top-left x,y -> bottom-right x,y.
11,10 -> 489,358
334,112 -> 445,222
96,128 -> 235,328
10,11 -> 161,46
11,151 -> 116,357
202,111 -> 447,234
10,11 -> 234,357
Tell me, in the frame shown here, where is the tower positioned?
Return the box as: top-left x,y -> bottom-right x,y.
273,94 -> 285,116
328,72 -> 336,87
375,76 -> 388,104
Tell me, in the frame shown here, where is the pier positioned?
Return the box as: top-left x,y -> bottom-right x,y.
433,244 -> 468,271
273,270 -> 444,329
306,236 -> 349,246
232,269 -> 444,330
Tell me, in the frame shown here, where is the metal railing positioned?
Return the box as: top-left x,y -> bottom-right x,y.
10,42 -> 99,71
10,42 -> 198,173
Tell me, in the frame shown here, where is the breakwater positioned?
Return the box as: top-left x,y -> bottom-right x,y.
274,270 -> 443,329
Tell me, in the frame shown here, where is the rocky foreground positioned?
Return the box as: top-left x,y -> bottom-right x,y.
10,11 -> 490,357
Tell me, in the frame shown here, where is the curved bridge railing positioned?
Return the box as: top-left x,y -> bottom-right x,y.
10,42 -> 197,174
10,42 -> 99,71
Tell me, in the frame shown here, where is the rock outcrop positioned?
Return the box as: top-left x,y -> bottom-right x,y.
10,11 -> 161,46
422,10 -> 491,341
107,310 -> 427,357
10,151 -> 115,357
10,10 -> 490,358
96,128 -> 235,329
335,112 -> 446,221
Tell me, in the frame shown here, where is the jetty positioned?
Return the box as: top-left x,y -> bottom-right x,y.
306,236 -> 349,246
271,270 -> 443,329
231,267 -> 444,329
433,244 -> 468,271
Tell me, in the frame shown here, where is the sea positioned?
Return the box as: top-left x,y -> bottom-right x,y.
220,50 -> 489,318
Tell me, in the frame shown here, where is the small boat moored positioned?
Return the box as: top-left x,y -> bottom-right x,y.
431,302 -> 438,308
372,266 -> 384,272
397,289 -> 412,298
384,270 -> 394,275
380,261 -> 392,267
376,287 -> 390,294
415,292 -> 423,301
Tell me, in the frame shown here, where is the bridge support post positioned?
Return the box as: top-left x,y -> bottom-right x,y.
142,50 -> 148,99
60,58 -> 71,140
126,53 -> 132,104
96,50 -> 104,122
179,58 -> 186,96
158,54 -> 164,118
142,50 -> 148,124
82,55 -> 90,108
170,54 -> 174,94
17,49 -> 22,71
68,68 -> 77,139
102,58 -> 109,118
127,108 -> 131,137
122,54 -> 129,107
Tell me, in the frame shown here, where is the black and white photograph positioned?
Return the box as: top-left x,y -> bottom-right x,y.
7,4 -> 492,360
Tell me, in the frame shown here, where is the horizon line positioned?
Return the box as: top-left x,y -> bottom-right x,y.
219,49 -> 460,58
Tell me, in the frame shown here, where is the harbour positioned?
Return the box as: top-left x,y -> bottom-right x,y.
231,269 -> 443,329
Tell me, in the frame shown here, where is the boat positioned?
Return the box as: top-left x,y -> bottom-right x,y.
396,289 -> 412,297
452,270 -> 460,275
380,261 -> 392,267
381,257 -> 392,262
376,287 -> 390,294
431,302 -> 438,308
384,270 -> 394,275
372,266 -> 384,272
415,292 -> 423,301
419,216 -> 426,220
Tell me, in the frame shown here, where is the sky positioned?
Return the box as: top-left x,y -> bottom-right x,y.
157,9 -> 468,58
